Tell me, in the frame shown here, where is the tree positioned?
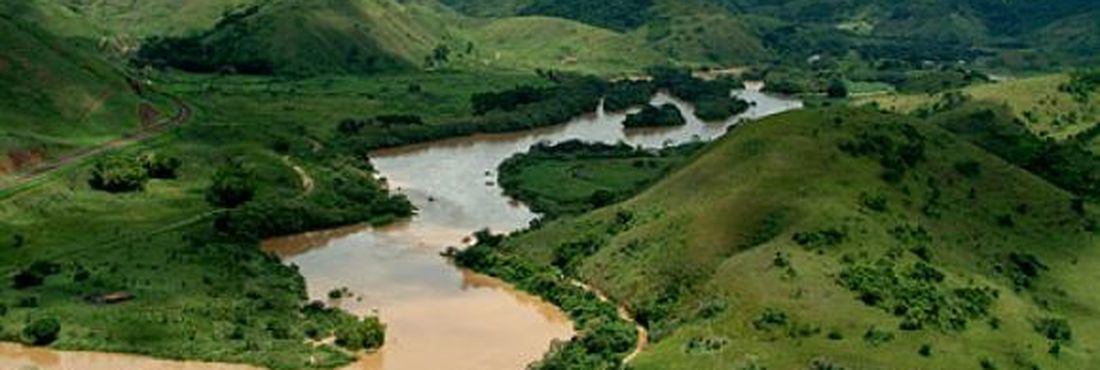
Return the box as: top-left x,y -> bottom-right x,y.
22,318 -> 60,345
206,160 -> 256,208
827,79 -> 849,98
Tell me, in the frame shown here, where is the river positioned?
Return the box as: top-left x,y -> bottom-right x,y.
0,87 -> 799,370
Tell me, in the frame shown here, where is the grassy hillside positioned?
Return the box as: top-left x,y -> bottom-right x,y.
637,0 -> 770,66
465,16 -> 662,74
0,17 -> 167,177
134,0 -> 465,76
862,74 -> 1100,141
23,0 -> 256,38
495,107 -> 1100,369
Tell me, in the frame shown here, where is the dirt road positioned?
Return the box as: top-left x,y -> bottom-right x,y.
0,95 -> 191,195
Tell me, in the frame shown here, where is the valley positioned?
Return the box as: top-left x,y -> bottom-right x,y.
1,0 -> 1100,369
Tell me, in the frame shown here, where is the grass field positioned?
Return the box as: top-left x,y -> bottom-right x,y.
860,74 -> 1100,140
497,107 -> 1100,369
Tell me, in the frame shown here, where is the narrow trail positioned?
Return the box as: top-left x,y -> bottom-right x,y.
569,280 -> 649,364
282,156 -> 315,195
0,94 -> 192,196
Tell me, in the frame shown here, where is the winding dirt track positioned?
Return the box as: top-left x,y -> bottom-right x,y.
0,95 -> 191,194
570,280 -> 649,364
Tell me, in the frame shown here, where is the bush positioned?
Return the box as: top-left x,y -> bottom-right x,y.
11,261 -> 60,289
334,316 -> 385,351
792,228 -> 847,249
862,327 -> 894,346
838,261 -> 997,331
827,80 -> 849,98
140,152 -> 182,179
22,318 -> 60,345
1004,252 -> 1047,290
839,123 -> 926,182
954,160 -> 981,178
88,156 -> 149,193
1033,318 -> 1072,342
206,160 -> 256,208
860,193 -> 888,212
752,308 -> 789,331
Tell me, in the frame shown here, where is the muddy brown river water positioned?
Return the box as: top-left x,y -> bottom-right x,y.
0,88 -> 799,370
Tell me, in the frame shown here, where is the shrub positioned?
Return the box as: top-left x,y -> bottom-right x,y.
552,238 -> 602,275
860,193 -> 888,212
22,318 -> 60,345
811,358 -> 847,370
954,160 -> 981,178
334,316 -> 385,351
862,327 -> 894,346
827,80 -> 849,98
753,308 -> 789,331
1033,318 -> 1072,342
588,190 -> 617,208
839,123 -> 925,182
918,344 -> 932,357
11,261 -> 60,289
792,228 -> 847,249
206,160 -> 256,208
838,261 -> 997,331
1004,252 -> 1047,290
140,153 -> 182,179
16,296 -> 38,308
88,156 -> 149,193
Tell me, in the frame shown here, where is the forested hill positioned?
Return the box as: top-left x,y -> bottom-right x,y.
442,0 -> 1100,67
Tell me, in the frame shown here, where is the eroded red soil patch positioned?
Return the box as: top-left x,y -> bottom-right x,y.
138,102 -> 161,127
5,148 -> 45,173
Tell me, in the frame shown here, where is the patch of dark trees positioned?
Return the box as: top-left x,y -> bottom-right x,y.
518,0 -> 654,31
452,229 -> 637,370
932,104 -> 1100,200
623,104 -> 685,128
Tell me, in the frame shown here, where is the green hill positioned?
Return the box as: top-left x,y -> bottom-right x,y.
638,0 -> 769,66
494,107 -> 1100,369
464,16 -> 662,74
0,16 -> 160,176
134,0 -> 463,75
861,74 -> 1100,142
20,0 -> 255,38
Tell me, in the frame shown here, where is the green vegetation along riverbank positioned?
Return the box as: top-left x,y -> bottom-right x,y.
498,140 -> 703,218
478,106 -> 1100,369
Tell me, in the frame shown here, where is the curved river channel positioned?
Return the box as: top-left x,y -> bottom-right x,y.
0,88 -> 800,370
